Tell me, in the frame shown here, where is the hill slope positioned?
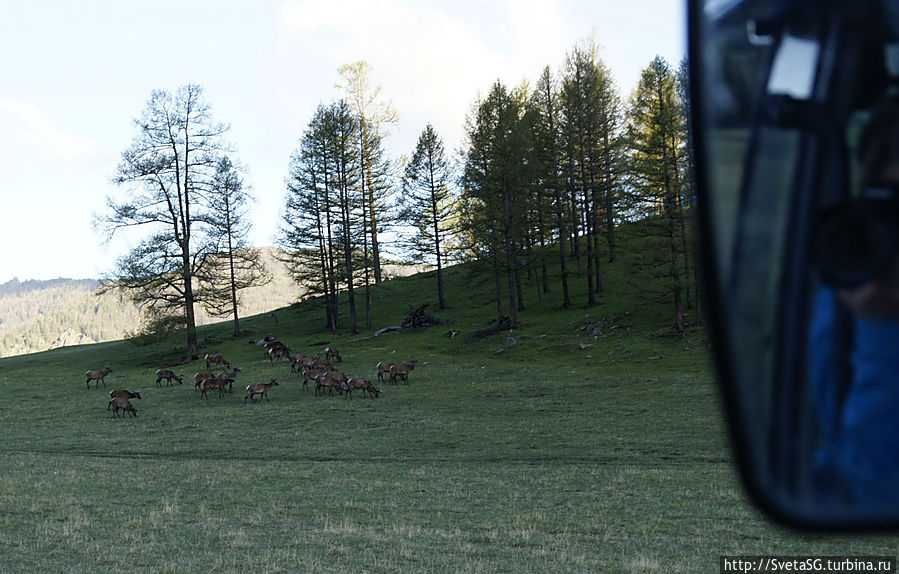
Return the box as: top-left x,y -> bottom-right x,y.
0,224 -> 889,572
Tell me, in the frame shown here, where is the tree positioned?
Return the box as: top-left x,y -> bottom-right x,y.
460,81 -> 530,327
531,66 -> 573,308
280,101 -> 362,333
559,41 -> 621,304
281,106 -> 340,330
98,84 -> 229,360
626,56 -> 689,331
197,156 -> 270,337
676,57 -> 702,325
330,100 -> 362,335
336,61 -> 398,285
401,124 -> 455,309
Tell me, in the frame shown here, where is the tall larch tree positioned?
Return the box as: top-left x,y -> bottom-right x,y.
401,123 -> 455,309
559,40 -> 621,305
280,101 -> 362,333
197,156 -> 270,338
460,81 -> 530,327
627,56 -> 689,332
281,105 -> 337,330
531,65 -> 572,308
336,61 -> 398,286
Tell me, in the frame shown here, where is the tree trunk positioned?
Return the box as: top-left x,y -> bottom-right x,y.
430,162 -> 446,310
228,245 -> 240,338
493,252 -> 504,324
182,254 -> 200,360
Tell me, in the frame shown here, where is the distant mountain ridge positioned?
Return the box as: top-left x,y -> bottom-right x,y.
0,277 -> 141,358
0,277 -> 100,296
0,250 -> 425,358
0,249 -> 300,358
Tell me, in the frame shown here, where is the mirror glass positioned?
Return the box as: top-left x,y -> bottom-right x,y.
691,0 -> 899,526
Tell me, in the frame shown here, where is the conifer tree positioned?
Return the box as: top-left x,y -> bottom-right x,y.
460,81 -> 530,327
197,156 -> 270,337
401,124 -> 455,309
626,56 -> 690,331
531,66 -> 572,308
336,61 -> 398,285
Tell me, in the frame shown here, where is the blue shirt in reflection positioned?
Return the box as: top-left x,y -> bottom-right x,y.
810,287 -> 899,506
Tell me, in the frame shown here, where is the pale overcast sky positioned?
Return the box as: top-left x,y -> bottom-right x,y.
0,0 -> 685,283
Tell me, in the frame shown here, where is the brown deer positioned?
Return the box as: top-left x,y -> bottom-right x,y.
389,361 -> 418,385
155,369 -> 183,387
315,370 -> 347,396
194,371 -> 216,392
376,361 -> 396,385
86,367 -> 113,389
200,377 -> 228,399
204,353 -> 230,370
345,377 -> 379,399
325,346 -> 342,362
244,379 -> 279,403
108,396 -> 137,418
108,389 -> 141,409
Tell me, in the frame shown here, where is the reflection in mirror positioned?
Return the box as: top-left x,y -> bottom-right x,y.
691,0 -> 899,526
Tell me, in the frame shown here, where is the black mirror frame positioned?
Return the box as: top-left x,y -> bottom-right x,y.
687,0 -> 899,531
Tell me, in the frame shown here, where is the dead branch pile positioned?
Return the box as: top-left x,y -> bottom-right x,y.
402,303 -> 442,329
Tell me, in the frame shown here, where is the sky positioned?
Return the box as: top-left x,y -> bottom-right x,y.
0,0 -> 685,284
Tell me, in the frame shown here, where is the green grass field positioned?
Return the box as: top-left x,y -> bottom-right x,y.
0,244 -> 896,573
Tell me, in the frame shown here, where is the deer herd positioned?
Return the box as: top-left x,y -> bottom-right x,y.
91,342 -> 419,418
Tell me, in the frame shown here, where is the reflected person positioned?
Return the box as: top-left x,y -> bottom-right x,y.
810,96 -> 899,507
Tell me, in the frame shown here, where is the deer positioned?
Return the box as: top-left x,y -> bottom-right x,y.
200,376 -> 228,399
194,371 -> 217,392
217,367 -> 242,393
263,340 -> 288,363
204,353 -> 230,370
244,379 -> 279,404
345,377 -> 379,399
315,370 -> 347,396
325,346 -> 342,363
155,369 -> 183,387
289,353 -> 307,373
86,367 -> 113,389
108,396 -> 137,418
267,344 -> 291,366
389,360 -> 418,385
310,357 -> 331,370
376,361 -> 396,385
108,389 -> 141,409
302,367 -> 329,391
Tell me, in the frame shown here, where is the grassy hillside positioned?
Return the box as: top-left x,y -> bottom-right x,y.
0,228 -> 894,572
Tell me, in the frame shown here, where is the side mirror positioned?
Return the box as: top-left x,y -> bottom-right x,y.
690,0 -> 899,527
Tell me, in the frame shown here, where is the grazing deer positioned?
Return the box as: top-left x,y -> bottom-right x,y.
155,369 -> 183,387
345,377 -> 379,399
325,346 -> 342,363
376,361 -> 396,385
244,379 -> 279,404
108,396 -> 137,418
108,389 -> 141,409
